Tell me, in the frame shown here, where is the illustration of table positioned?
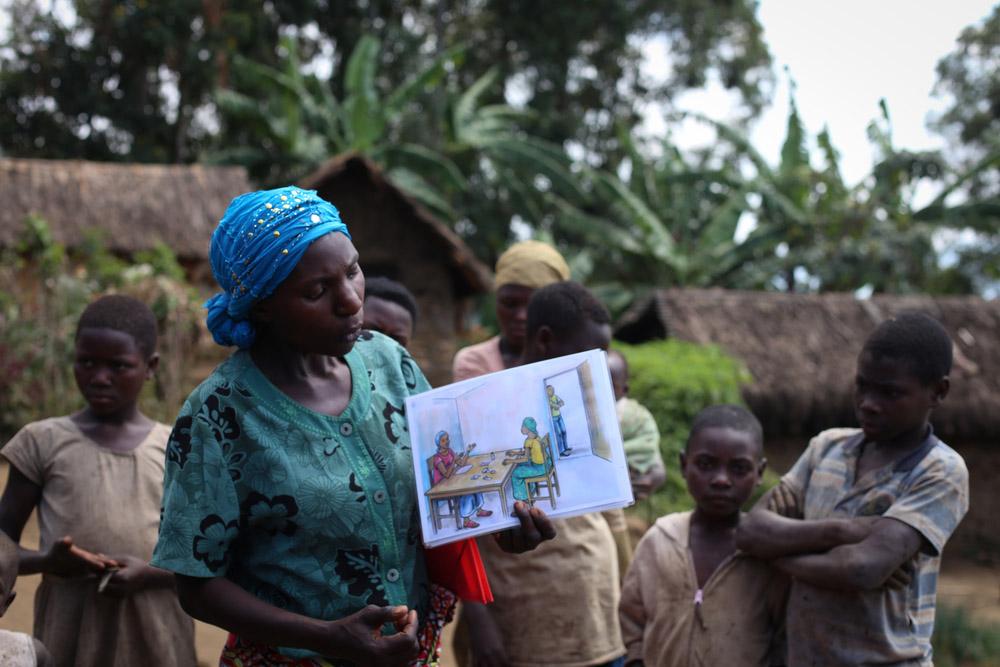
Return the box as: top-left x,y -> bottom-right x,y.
425,452 -> 518,531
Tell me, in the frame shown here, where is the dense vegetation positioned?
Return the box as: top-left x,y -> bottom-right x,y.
0,217 -> 209,441
1,1 -> 996,294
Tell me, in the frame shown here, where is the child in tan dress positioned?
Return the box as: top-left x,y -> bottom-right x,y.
0,295 -> 195,667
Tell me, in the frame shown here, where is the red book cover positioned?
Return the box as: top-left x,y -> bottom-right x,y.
424,538 -> 493,603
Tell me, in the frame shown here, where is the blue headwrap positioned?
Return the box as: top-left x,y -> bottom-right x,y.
522,417 -> 538,434
205,186 -> 351,348
435,431 -> 449,446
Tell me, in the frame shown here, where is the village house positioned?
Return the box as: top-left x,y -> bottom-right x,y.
616,288 -> 1000,560
0,156 -> 491,385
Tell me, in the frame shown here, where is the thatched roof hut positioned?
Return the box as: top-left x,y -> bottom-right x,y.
616,288 -> 1000,441
617,288 -> 1000,558
300,153 -> 491,384
0,158 -> 250,269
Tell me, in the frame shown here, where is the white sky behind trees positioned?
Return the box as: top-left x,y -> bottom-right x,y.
643,0 -> 996,188
2,0 -> 994,186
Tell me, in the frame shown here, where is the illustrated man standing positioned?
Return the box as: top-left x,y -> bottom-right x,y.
547,385 -> 572,457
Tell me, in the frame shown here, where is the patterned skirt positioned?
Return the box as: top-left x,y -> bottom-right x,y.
219,585 -> 458,667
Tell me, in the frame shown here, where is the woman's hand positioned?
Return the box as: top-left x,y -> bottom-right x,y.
43,536 -> 115,577
325,605 -> 419,666
100,555 -> 174,596
493,502 -> 557,553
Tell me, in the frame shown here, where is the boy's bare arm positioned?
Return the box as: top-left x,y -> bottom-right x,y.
736,509 -> 876,559
772,517 -> 923,591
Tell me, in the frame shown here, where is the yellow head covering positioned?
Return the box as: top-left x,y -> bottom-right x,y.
494,240 -> 571,290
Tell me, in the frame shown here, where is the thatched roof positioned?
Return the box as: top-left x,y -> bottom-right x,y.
300,153 -> 492,294
0,158 -> 250,260
616,288 -> 1000,440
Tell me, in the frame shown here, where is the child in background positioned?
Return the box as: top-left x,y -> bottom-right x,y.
737,312 -> 969,666
619,405 -> 786,667
462,281 -> 629,667
607,350 -> 666,501
0,532 -> 52,666
0,295 -> 196,667
362,276 -> 418,348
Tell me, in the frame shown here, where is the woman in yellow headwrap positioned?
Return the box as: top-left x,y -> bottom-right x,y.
451,240 -> 570,381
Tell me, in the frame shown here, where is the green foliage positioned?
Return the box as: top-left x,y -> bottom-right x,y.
564,92 -> 999,309
932,605 -> 1000,667
932,3 -> 1000,200
0,217 -> 206,441
613,340 -> 778,523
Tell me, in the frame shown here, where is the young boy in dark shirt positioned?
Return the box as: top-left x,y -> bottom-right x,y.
737,312 -> 969,666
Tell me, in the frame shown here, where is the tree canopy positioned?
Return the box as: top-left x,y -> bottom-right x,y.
0,0 -> 772,166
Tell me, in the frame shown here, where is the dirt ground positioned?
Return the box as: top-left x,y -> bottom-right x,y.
0,461 -> 994,664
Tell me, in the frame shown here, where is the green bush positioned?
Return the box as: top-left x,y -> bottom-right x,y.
933,605 -> 1000,667
615,339 -> 779,525
0,217 -> 208,441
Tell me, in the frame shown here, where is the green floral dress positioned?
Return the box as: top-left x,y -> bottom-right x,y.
152,332 -> 430,661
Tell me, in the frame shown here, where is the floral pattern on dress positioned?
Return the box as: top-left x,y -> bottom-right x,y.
382,400 -> 407,444
334,545 -> 388,607
193,514 -> 239,571
167,415 -> 194,469
241,492 -> 299,537
153,333 -> 432,662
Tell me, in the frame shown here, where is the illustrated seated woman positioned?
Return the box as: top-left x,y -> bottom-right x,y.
505,417 -> 553,509
431,431 -> 493,529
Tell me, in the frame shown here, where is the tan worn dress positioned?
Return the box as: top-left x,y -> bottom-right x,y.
472,512 -> 627,667
1,417 -> 196,667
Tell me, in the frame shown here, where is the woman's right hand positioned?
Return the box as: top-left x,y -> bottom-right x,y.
43,536 -> 116,577
325,605 -> 419,666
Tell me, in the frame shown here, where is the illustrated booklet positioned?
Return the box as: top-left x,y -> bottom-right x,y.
406,349 -> 634,548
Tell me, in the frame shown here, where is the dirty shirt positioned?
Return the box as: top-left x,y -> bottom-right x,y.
475,512 -> 626,667
619,511 -> 786,667
781,427 -> 969,667
1,417 -> 196,667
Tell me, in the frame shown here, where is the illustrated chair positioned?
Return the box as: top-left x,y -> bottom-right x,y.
426,456 -> 462,531
524,434 -> 561,509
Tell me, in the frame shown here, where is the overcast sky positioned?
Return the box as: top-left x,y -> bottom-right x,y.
643,0 -> 996,189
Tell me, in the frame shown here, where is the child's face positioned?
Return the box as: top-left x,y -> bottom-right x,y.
854,350 -> 946,443
680,427 -> 763,519
546,386 -> 554,396
74,328 -> 155,418
363,296 -> 413,348
521,425 -> 530,436
535,319 -> 612,361
437,433 -> 450,450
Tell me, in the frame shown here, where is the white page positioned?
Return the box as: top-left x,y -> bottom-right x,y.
406,349 -> 634,548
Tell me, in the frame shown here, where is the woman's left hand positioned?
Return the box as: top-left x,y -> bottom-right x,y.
493,502 -> 557,553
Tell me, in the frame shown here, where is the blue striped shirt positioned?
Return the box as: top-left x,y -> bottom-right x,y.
782,427 -> 968,666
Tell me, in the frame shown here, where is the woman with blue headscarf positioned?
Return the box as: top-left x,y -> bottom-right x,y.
151,187 -> 554,666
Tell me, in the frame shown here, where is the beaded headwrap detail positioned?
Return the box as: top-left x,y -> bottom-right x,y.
205,186 -> 351,348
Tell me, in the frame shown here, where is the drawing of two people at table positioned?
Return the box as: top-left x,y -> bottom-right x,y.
432,430 -> 494,529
